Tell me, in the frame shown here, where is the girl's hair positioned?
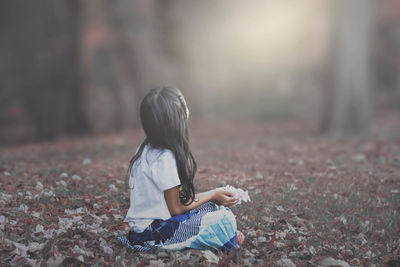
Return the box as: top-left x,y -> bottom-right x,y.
126,86 -> 197,205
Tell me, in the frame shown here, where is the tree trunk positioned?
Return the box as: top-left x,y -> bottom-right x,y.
80,0 -> 158,133
0,0 -> 86,141
321,0 -> 374,134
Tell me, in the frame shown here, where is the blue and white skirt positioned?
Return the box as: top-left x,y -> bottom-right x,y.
119,202 -> 238,253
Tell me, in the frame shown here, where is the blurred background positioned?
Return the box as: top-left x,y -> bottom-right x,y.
0,0 -> 399,145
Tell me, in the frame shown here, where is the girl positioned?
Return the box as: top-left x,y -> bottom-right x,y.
119,86 -> 243,253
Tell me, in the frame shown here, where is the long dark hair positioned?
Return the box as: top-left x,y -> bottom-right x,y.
126,86 -> 197,205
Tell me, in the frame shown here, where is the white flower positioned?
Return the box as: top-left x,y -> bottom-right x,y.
216,185 -> 251,204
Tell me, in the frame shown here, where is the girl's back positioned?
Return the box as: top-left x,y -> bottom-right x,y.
126,143 -> 181,232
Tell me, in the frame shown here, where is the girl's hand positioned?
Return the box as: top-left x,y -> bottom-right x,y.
212,189 -> 239,207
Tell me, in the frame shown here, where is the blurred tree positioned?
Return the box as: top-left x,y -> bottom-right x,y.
81,0 -> 159,133
0,0 -> 87,142
321,0 -> 374,134
154,0 -> 205,116
374,0 -> 400,109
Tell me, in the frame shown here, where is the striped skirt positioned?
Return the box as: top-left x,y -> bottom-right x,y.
119,202 -> 238,253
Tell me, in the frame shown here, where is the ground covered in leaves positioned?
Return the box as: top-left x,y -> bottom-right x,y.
1,112 -> 399,266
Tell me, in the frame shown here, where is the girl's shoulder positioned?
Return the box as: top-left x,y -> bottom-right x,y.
152,147 -> 175,164
143,144 -> 175,166
144,147 -> 177,180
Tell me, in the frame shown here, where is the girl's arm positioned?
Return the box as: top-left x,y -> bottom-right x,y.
164,186 -> 238,216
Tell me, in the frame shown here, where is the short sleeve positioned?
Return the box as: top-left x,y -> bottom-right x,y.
151,150 -> 181,191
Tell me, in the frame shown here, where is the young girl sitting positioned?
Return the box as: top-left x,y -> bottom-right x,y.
119,86 -> 244,253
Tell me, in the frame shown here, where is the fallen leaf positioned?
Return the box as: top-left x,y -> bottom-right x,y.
276,256 -> 296,267
318,257 -> 350,267
201,250 -> 219,264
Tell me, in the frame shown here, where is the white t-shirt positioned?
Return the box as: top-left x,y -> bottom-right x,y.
125,143 -> 181,232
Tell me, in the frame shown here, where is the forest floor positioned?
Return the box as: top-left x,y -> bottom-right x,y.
0,110 -> 399,266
